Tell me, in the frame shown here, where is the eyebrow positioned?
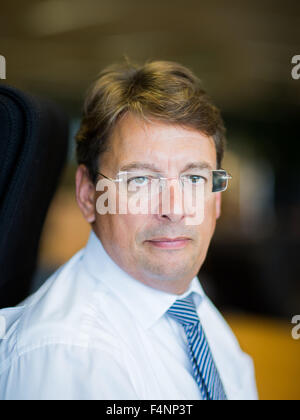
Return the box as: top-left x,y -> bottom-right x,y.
181,162 -> 214,172
119,162 -> 162,173
119,161 -> 214,173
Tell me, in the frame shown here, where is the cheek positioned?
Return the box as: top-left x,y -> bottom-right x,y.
207,195 -> 217,220
207,197 -> 217,236
198,196 -> 217,236
97,213 -> 146,246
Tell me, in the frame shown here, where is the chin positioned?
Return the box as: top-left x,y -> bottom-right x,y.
141,259 -> 195,281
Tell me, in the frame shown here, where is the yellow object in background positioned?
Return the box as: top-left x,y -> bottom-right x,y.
226,314 -> 300,400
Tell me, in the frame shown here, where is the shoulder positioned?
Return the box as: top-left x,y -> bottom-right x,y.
0,332 -> 137,399
0,249 -> 140,399
0,247 -> 140,399
0,248 -> 123,373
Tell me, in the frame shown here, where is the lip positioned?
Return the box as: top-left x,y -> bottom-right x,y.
146,237 -> 191,249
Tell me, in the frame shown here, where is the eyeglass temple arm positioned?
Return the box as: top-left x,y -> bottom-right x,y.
97,172 -> 115,182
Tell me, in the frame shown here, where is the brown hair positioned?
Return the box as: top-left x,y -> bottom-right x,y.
75,59 -> 226,183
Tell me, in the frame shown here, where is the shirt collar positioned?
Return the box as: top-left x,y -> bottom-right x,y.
82,229 -> 206,330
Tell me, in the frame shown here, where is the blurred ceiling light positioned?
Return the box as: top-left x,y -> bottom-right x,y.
26,0 -> 121,36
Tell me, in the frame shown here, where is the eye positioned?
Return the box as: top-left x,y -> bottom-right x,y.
127,176 -> 150,187
184,175 -> 206,184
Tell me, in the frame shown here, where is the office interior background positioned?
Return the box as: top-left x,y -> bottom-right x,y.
0,0 -> 299,399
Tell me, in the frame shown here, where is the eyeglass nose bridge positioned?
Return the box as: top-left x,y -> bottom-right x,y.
155,176 -> 188,191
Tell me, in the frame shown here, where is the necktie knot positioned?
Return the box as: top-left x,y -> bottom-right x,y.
167,294 -> 199,327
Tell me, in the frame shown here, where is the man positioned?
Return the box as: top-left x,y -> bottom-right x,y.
0,60 -> 258,400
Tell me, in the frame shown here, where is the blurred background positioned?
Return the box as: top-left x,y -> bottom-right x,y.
0,0 -> 299,400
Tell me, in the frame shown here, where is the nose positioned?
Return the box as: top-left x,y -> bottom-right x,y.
155,178 -> 186,223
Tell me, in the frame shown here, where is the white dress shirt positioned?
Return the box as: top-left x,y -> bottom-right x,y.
0,230 -> 258,400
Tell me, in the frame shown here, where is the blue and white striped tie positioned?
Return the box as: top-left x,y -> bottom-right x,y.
167,294 -> 227,400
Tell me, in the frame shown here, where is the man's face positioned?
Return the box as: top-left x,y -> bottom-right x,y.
76,113 -> 221,294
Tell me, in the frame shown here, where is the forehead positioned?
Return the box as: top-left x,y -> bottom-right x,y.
105,113 -> 217,170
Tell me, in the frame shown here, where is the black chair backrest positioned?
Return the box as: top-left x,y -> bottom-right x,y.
0,84 -> 69,308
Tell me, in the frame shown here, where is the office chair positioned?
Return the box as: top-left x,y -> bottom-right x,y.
0,84 -> 69,308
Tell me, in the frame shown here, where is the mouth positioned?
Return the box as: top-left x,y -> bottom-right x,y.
145,237 -> 191,250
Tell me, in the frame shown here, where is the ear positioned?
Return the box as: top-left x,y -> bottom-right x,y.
75,165 -> 96,223
215,192 -> 222,220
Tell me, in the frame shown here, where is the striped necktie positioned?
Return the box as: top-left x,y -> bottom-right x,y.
167,293 -> 227,400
